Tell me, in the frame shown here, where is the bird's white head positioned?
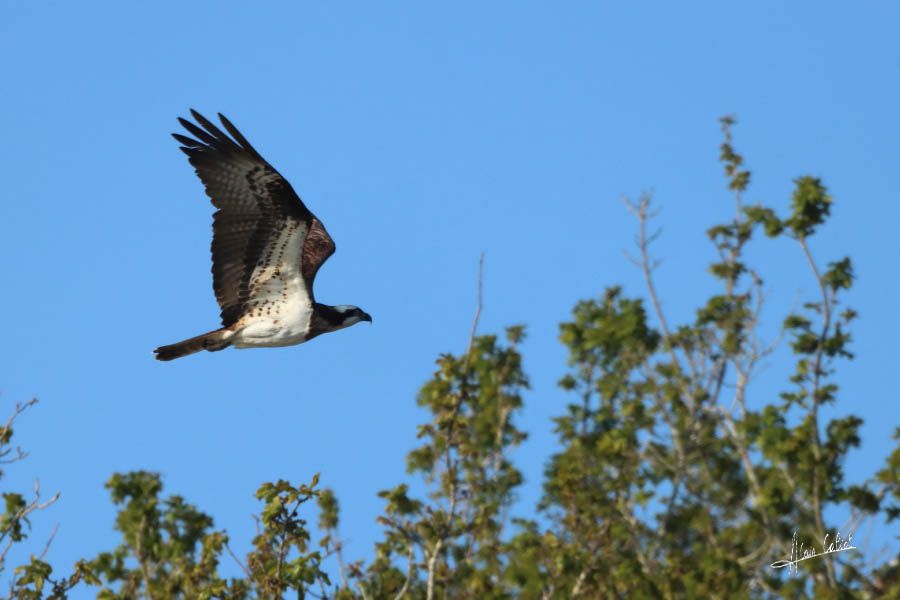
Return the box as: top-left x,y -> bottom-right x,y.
332,305 -> 373,328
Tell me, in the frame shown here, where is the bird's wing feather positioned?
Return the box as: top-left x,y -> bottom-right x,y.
174,110 -> 316,326
301,218 -> 336,298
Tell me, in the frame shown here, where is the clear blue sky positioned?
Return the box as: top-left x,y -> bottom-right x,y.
2,1 -> 898,592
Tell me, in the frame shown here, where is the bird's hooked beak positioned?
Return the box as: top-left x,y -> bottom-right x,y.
361,312 -> 373,323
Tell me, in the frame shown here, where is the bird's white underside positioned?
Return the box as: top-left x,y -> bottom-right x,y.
230,221 -> 314,348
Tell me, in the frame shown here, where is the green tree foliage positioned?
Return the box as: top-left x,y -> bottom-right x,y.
0,400 -> 93,599
495,118 -> 896,599
357,327 -> 529,599
3,118 -> 898,598
85,473 -> 330,599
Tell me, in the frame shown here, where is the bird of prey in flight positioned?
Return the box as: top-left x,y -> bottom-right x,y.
155,110 -> 371,361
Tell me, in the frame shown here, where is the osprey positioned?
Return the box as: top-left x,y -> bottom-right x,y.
154,110 -> 371,361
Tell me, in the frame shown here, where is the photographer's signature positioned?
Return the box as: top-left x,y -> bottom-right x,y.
770,531 -> 856,573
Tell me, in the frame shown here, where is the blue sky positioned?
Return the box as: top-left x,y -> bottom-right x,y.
1,1 -> 898,592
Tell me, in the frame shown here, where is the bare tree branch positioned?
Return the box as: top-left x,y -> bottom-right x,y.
37,523 -> 59,561
225,541 -> 251,578
465,252 -> 485,361
393,544 -> 416,600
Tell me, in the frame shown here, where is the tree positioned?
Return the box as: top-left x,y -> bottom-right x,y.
4,117 -> 898,598
498,117 -> 897,598
0,399 -> 92,599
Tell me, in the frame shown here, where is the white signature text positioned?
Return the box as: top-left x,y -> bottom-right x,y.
770,531 -> 856,573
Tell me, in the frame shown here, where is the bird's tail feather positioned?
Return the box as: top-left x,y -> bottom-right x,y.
154,328 -> 233,361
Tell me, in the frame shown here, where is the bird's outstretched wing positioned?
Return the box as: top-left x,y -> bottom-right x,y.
174,110 -> 329,325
